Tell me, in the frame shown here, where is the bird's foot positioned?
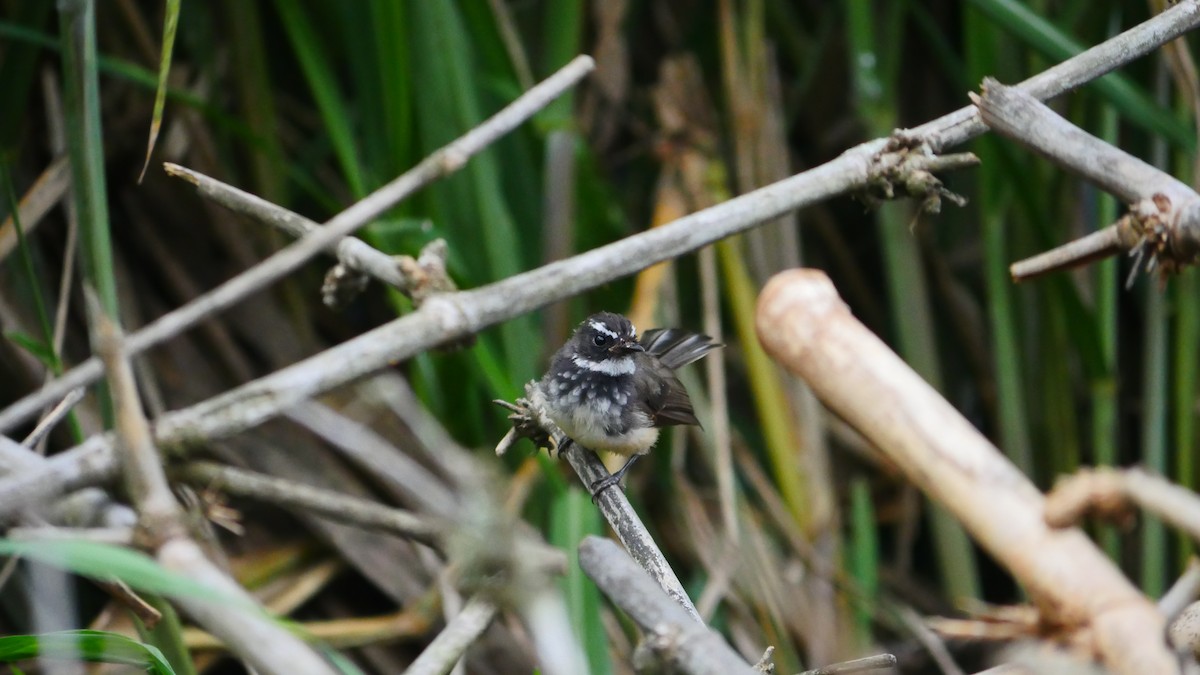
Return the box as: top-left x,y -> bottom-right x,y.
588,473 -> 624,503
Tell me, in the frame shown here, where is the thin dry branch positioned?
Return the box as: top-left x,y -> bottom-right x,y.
973,78 -> 1200,282
797,653 -> 898,675
1046,467 -> 1200,546
754,269 -> 1175,675
173,461 -> 446,550
402,596 -> 497,675
21,387 -> 84,448
579,536 -> 757,675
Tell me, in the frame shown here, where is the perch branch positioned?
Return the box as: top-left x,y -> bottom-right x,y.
496,385 -> 701,620
754,269 -> 1175,675
579,536 -> 756,675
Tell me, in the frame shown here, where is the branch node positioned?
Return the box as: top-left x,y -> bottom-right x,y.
492,381 -> 560,456
320,263 -> 370,308
860,134 -> 975,212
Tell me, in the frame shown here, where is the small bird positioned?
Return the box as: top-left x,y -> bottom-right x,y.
535,312 -> 720,495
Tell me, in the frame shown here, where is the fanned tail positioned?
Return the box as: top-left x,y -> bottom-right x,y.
639,328 -> 722,370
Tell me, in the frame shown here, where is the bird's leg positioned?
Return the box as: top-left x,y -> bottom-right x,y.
589,455 -> 641,500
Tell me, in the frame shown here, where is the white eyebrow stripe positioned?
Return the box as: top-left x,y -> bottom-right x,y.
572,355 -> 635,375
589,320 -> 619,338
629,323 -> 637,337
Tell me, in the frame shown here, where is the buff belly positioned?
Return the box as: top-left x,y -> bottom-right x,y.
539,391 -> 659,456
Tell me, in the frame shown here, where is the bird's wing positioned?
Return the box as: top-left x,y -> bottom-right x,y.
639,328 -> 721,370
635,359 -> 701,428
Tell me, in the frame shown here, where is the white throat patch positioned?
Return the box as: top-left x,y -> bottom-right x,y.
572,354 -> 635,376
589,320 -> 619,339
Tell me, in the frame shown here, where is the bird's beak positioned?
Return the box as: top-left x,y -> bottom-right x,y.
613,340 -> 644,355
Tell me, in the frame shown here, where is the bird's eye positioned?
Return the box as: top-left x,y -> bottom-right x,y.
592,334 -> 608,347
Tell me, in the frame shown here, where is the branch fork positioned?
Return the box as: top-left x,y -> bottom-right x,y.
971,77 -> 1200,284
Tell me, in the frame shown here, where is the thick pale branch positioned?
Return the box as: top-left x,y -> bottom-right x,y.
754,269 -> 1175,675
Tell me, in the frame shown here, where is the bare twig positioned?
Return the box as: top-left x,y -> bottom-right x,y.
5,526 -> 133,545
798,653 -> 898,675
1008,227 -> 1129,283
754,269 -> 1176,675
579,535 -> 757,675
402,596 -> 498,675
21,387 -> 85,448
1045,467 -> 1200,545
1162,559 -> 1200,621
163,163 -> 455,308
173,461 -> 446,550
0,54 -> 596,433
973,78 -> 1195,205
896,606 -> 966,675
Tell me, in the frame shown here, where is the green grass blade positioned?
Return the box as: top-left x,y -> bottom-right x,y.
135,595 -> 197,675
59,0 -> 117,317
138,0 -> 180,183
848,477 -> 878,649
272,0 -> 366,198
849,0 -> 980,601
1093,89 -> 1121,561
1,164 -> 58,373
0,2 -> 52,156
0,539 -> 254,611
0,630 -> 175,674
965,6 -> 1033,474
